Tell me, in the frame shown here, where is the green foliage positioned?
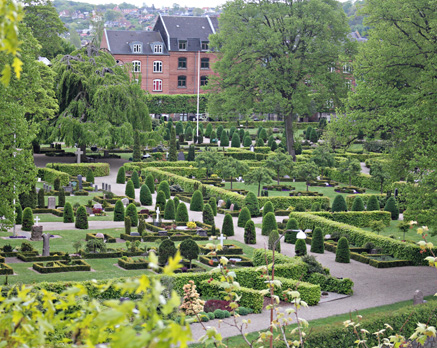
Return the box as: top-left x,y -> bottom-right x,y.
311,202 -> 321,211
15,204 -> 22,225
155,191 -> 166,212
311,146 -> 335,176
114,200 -> 125,221
86,169 -> 94,184
244,192 -> 260,216
295,238 -> 307,256
195,150 -> 223,177
351,196 -> 365,211
215,156 -> 249,189
140,185 -> 152,206
185,126 -> 193,141
22,207 -> 34,231
176,203 -> 189,222
244,167 -> 274,196
157,180 -> 171,199
339,158 -> 362,186
125,203 -> 138,227
209,197 -> 217,216
62,202 -> 74,223
309,127 -> 318,143
138,217 -> 146,235
75,206 -> 88,229
262,201 -> 274,217
220,130 -> 229,147
268,230 -> 281,252
216,125 -> 224,139
58,188 -> 65,207
311,227 -> 324,253
367,195 -> 381,211
369,220 -> 386,234
48,163 -> 110,177
265,149 -> 294,185
125,179 -> 135,200
176,121 -> 184,135
243,136 -> 252,147
222,213 -> 234,236
131,170 -> 140,189
335,237 -> 350,263
205,123 -> 213,138
231,132 -> 241,148
37,168 -> 69,187
294,161 -> 319,191
179,238 -> 199,267
190,190 -> 204,211
262,212 -> 277,236
146,174 -> 155,193
54,177 -> 60,191
332,195 -> 347,212
173,196 -> 180,211
202,203 -> 214,226
116,167 -> 126,184
384,197 -> 399,220
244,219 -> 256,244
210,130 -> 217,142
187,144 -> 195,162
169,126 -> 177,161
238,207 -> 251,228
286,217 -> 299,230
305,126 -> 314,140
164,199 -> 175,220
133,130 -> 141,162
158,239 -> 177,266
124,216 -> 131,234
38,188 -> 45,208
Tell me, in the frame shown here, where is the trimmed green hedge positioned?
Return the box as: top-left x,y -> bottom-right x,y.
0,263 -> 13,275
85,233 -> 116,243
37,168 -> 69,186
198,255 -> 253,267
47,163 -> 110,177
325,168 -> 392,192
345,194 -> 386,210
81,251 -> 123,259
33,260 -> 91,273
258,196 -> 330,210
32,208 -> 64,217
274,277 -> 321,306
17,252 -> 67,262
404,209 -> 436,227
199,244 -> 243,255
118,258 -> 149,270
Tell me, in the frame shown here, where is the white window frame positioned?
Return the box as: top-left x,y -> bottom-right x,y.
179,40 -> 187,50
328,66 -> 335,73
153,61 -> 162,73
201,41 -> 209,50
154,44 -> 163,54
133,44 -> 142,53
132,60 -> 141,73
153,79 -> 162,92
343,64 -> 352,74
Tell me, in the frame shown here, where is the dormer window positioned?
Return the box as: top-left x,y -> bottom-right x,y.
153,43 -> 163,54
133,44 -> 142,53
201,41 -> 209,50
179,40 -> 187,50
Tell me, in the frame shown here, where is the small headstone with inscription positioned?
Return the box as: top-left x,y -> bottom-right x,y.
413,290 -> 426,305
47,197 -> 56,209
77,175 -> 83,190
30,226 -> 43,241
177,151 -> 185,161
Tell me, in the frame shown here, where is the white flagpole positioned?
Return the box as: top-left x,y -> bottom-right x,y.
196,50 -> 200,137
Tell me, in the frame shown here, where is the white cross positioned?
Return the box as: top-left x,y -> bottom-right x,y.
75,148 -> 83,164
218,233 -> 226,247
34,216 -> 40,226
156,207 -> 160,220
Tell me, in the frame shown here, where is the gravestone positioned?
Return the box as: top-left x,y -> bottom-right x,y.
64,185 -> 73,193
217,200 -> 225,208
413,290 -> 425,305
77,175 -> 83,190
95,233 -> 105,239
48,186 -> 52,192
42,233 -> 50,256
94,185 -> 98,192
250,144 -> 254,152
108,185 -> 111,192
93,203 -> 103,210
121,198 -> 129,206
218,233 -> 226,247
177,151 -> 185,161
197,229 -> 207,237
86,207 -> 93,215
158,230 -> 168,237
229,204 -> 235,211
30,226 -> 43,241
130,232 -> 140,237
102,183 -> 106,190
47,196 -> 56,209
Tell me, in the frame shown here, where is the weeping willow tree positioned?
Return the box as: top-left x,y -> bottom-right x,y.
50,45 -> 151,153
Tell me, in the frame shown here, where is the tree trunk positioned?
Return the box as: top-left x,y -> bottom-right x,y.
80,144 -> 87,163
349,176 -> 352,186
230,177 -> 233,190
285,114 -> 296,161
277,173 -> 280,186
258,182 -> 261,196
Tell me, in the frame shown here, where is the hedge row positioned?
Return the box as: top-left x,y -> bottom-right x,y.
33,260 -> 91,273
17,252 -> 67,262
85,233 -> 116,243
37,168 -> 70,186
32,208 -> 63,217
0,251 -> 38,257
118,258 -> 149,270
403,210 -> 436,227
335,152 -> 383,163
0,256 -> 4,263
47,163 -> 110,177
325,168 -> 391,192
258,196 -> 330,210
81,251 -> 122,259
288,213 -> 429,265
345,194 -> 386,210
199,245 -> 243,255
0,263 -> 13,275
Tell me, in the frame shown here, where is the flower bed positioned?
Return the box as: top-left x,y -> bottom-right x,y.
0,263 -> 13,275
199,244 -> 243,255
33,260 -> 91,273
263,185 -> 296,191
199,255 -> 253,267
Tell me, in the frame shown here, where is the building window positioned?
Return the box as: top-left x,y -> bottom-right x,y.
153,61 -> 162,73
326,99 -> 334,109
153,79 -> 162,92
132,60 -> 141,73
178,57 -> 187,69
200,75 -> 208,86
133,44 -> 142,53
201,58 -> 209,69
345,80 -> 352,89
328,66 -> 335,73
154,44 -> 163,54
201,41 -> 209,50
178,75 -> 186,88
343,64 -> 352,74
179,40 -> 187,50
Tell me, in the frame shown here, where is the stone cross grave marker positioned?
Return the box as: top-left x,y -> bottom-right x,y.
47,196 -> 56,209
34,216 -> 41,226
218,233 -> 226,247
75,148 -> 83,164
156,207 -> 160,220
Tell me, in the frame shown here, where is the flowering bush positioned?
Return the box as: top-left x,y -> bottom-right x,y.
186,221 -> 197,229
204,299 -> 232,313
179,280 -> 205,315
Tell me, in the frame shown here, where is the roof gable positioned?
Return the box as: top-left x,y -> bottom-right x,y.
104,30 -> 169,55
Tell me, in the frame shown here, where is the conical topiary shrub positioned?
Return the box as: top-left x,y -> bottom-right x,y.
75,206 -> 88,229
222,213 -> 234,236
146,174 -> 155,193
114,200 -> 125,221
156,190 -> 166,212
220,131 -> 229,147
158,239 -> 177,266
237,207 -> 251,228
124,216 -> 131,234
190,190 -> 204,211
310,227 -> 324,253
285,217 -> 299,243
125,179 -> 135,200
351,196 -> 364,211
384,197 -> 399,220
86,169 -> 94,184
132,170 -> 140,189
244,192 -> 260,217
335,237 -> 350,263
243,136 -> 252,147
125,203 -> 138,227
262,201 -> 274,217
268,230 -> 281,252
367,195 -> 380,211
158,180 -> 171,199
15,204 -> 22,225
295,239 -> 307,256
231,132 -> 240,148
164,199 -> 175,220
58,188 -> 65,207
173,196 -> 180,211
22,207 -> 33,231
116,167 -> 126,184
63,202 -> 74,223
176,202 -> 189,222
202,203 -> 214,226
244,220 -> 256,244
38,188 -> 45,208
332,195 -> 347,212
209,197 -> 217,216
262,212 -> 277,236
138,217 -> 146,235
140,184 -> 152,206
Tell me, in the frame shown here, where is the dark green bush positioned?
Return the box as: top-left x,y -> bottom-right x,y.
243,136 -> 252,147
116,167 -> 126,184
244,220 -> 256,244
125,203 -> 138,227
138,217 -> 146,235
146,174 -> 155,193
268,230 -> 281,252
332,195 -> 347,212
179,238 -> 199,268
63,202 -> 74,223
125,179 -> 135,200
384,197 -> 399,220
311,202 -> 321,211
58,188 -> 65,207
244,192 -> 260,216
209,197 -> 217,216
262,201 -> 274,217
176,203 -> 189,222
294,203 -> 306,212
158,180 -> 171,199
310,227 -> 324,254
156,191 -> 166,211
222,213 -> 234,236
86,169 -> 94,184
158,239 -> 177,266
124,216 -> 131,234
187,144 -> 195,161
220,131 -> 229,147
15,204 -> 22,224
295,239 -> 307,256
367,195 -> 380,211
351,196 -> 364,211
38,188 -> 45,208
131,170 -> 140,189
237,207 -> 251,228
262,212 -> 277,236
205,123 -> 212,137
140,185 -> 152,206
114,200 -> 125,221
256,138 -> 264,147
75,206 -> 88,229
164,199 -> 175,220
202,203 -> 215,226
22,207 -> 34,231
190,190 -> 204,211
217,125 -> 224,139
54,177 -> 60,191
173,196 -> 180,211
231,132 -> 241,148
335,237 -> 350,263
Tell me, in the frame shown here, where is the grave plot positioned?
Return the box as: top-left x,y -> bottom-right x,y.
32,260 -> 91,273
79,240 -> 146,259
117,256 -> 150,270
199,255 -> 253,267
0,263 -> 13,275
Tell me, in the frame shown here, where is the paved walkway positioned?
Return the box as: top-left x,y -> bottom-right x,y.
22,154 -> 437,341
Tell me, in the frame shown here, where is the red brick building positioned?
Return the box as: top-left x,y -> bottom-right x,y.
100,15 -> 219,95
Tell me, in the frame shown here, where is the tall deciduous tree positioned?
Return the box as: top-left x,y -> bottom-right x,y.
244,167 -> 274,196
339,157 -> 361,186
195,150 -> 224,177
293,162 -> 319,191
311,146 -> 335,176
370,162 -> 390,194
264,149 -> 294,185
209,0 -> 353,159
215,157 -> 249,189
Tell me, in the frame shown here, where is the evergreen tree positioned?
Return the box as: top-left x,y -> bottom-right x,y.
268,135 -> 275,147
75,206 -> 88,229
205,123 -> 213,138
131,170 -> 140,189
22,207 -> 34,231
179,238 -> 200,268
146,174 -> 155,193
187,144 -> 195,161
311,227 -> 324,253
209,197 -> 217,216
38,188 -> 45,208
244,192 -> 260,216
256,138 -> 264,147
58,188 -> 65,207
231,132 -> 240,147
202,203 -> 215,226
140,185 -> 152,205
133,130 -> 142,162
155,191 -> 166,211
173,196 -> 180,211
124,216 -> 131,234
237,207 -> 251,228
295,239 -> 307,256
138,216 -> 146,235
164,199 -> 175,220
268,230 -> 281,252
309,127 -> 318,143
158,239 -> 177,266
332,195 -> 347,212
116,167 -> 126,184
220,131 -> 229,147
262,201 -> 274,217
217,125 -> 224,139
284,217 -> 299,243
210,130 -> 217,142
125,179 -> 135,199
158,180 -> 171,199
243,136 -> 252,147
15,204 -> 22,225
229,126 -> 237,139
63,202 -> 74,223
384,197 -> 399,220
169,126 -> 177,161
244,219 -> 256,244
222,213 -> 234,236
54,177 -> 60,191
125,203 -> 138,227
190,190 -> 204,211
259,128 -> 268,141
305,126 -> 314,140
262,212 -> 277,236
176,121 -> 184,135
239,128 -> 245,142
351,196 -> 365,211
114,200 -> 125,221
176,202 -> 189,222
335,237 -> 350,263
86,169 -> 94,184
270,141 -> 278,151
367,195 -> 380,211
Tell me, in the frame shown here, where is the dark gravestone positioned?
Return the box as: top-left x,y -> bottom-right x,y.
30,226 -> 43,241
77,175 -> 83,190
130,232 -> 140,237
197,229 -> 207,237
177,151 -> 185,161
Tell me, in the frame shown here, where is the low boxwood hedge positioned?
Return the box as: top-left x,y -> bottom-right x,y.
345,194 -> 386,210
32,208 -> 64,217
118,258 -> 149,270
273,276 -> 321,306
17,252 -> 67,262
33,260 -> 91,273
47,163 -> 110,177
37,168 -> 69,186
80,251 -> 123,259
0,251 -> 38,258
86,233 -> 116,243
198,255 -> 253,267
199,244 -> 243,255
120,233 -> 142,242
0,263 -> 13,275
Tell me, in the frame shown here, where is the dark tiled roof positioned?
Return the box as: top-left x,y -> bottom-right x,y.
105,30 -> 168,55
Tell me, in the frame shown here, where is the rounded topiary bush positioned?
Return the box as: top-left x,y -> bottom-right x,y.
15,204 -> 22,225
332,195 -> 347,212
190,190 -> 204,211
140,184 -> 152,206
156,190 -> 166,212
164,199 -> 175,220
138,217 -> 146,235
158,239 -> 177,266
311,202 -> 321,211
244,220 -> 256,244
384,197 -> 399,220
209,197 -> 217,216
268,230 -> 281,252
114,200 -> 125,221
75,206 -> 88,229
231,132 -> 240,148
22,207 -> 34,231
222,213 -> 234,236
58,188 -> 65,207
63,202 -> 74,223
125,203 -> 138,227
176,203 -> 189,222
202,203 -> 214,226
310,227 -> 324,254
220,131 -> 229,147
262,212 -> 277,236
86,169 -> 94,184
295,238 -> 307,256
237,207 -> 251,228
37,188 -> 45,208
179,238 -> 200,268
124,216 -> 131,234
158,180 -> 171,199
244,192 -> 260,217
216,125 -> 224,139
367,195 -> 380,211
131,170 -> 140,189
173,196 -> 180,211
351,196 -> 364,211
116,167 -> 126,184
125,179 -> 135,200
262,201 -> 274,217
335,237 -> 350,263
146,174 -> 155,193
